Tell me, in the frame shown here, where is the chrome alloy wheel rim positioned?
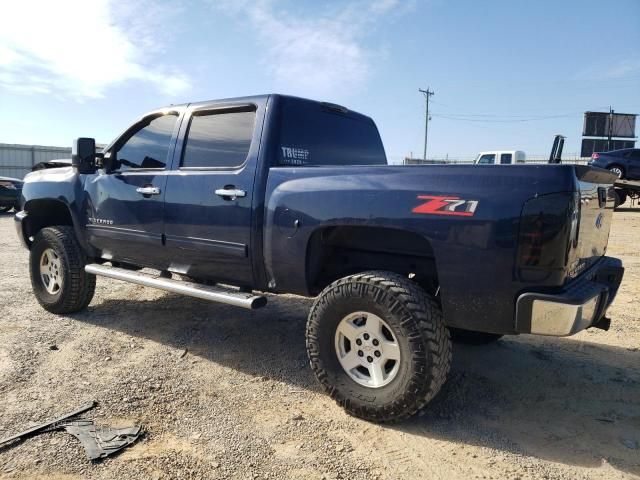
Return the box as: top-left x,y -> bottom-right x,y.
40,248 -> 62,295
334,311 -> 401,388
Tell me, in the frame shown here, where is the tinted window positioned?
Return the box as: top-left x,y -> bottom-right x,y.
276,99 -> 386,166
116,114 -> 177,170
477,154 -> 495,164
500,153 -> 512,164
182,110 -> 255,168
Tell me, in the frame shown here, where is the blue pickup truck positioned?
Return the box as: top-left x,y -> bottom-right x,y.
15,94 -> 624,422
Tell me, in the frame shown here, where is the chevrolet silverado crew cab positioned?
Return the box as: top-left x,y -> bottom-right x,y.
16,94 -> 624,422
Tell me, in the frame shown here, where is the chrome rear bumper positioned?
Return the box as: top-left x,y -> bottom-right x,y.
515,257 -> 623,336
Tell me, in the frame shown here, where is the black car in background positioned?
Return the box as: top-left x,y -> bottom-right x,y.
589,148 -> 640,180
0,176 -> 23,212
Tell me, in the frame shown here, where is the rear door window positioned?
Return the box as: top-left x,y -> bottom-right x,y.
181,109 -> 256,169
500,153 -> 512,164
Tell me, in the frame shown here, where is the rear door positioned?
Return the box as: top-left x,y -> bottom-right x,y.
163,101 -> 264,285
85,111 -> 182,267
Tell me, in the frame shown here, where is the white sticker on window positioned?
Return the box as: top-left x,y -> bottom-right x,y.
280,146 -> 309,165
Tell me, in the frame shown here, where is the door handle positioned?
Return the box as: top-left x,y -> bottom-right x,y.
136,186 -> 161,196
215,188 -> 246,200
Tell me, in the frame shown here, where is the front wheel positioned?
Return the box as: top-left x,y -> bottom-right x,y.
29,226 -> 95,314
306,271 -> 452,423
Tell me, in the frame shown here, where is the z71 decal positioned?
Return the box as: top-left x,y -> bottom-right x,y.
412,195 -> 479,217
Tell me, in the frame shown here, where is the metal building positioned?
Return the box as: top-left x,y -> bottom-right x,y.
0,143 -> 71,179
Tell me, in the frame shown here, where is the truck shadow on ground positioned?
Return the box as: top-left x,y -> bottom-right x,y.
74,293 -> 639,476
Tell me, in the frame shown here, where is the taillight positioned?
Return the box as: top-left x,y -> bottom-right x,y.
591,153 -> 600,160
519,215 -> 544,266
518,192 -> 574,269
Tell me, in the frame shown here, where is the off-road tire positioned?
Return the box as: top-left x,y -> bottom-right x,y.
30,226 -> 95,314
449,328 -> 503,345
306,271 -> 452,423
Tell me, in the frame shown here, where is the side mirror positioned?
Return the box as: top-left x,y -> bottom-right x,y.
72,137 -> 97,174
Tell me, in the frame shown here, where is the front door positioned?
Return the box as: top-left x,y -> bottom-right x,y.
163,103 -> 262,286
84,111 -> 182,267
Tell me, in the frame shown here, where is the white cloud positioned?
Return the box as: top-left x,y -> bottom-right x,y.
215,0 -> 408,97
575,57 -> 640,82
603,58 -> 640,79
371,0 -> 401,14
0,0 -> 191,99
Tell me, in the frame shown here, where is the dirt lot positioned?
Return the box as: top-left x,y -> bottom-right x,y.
0,204 -> 639,480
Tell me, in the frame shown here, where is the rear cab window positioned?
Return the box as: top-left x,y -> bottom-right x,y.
275,98 -> 387,167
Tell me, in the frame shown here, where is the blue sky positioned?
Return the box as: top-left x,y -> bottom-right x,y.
1,0 -> 639,163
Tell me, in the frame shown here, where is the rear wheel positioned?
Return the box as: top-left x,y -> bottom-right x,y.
608,165 -> 624,179
449,328 -> 503,345
306,271 -> 452,423
30,226 -> 95,314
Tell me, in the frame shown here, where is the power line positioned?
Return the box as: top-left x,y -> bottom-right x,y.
434,112 -> 575,118
428,104 -> 616,121
432,113 -> 578,123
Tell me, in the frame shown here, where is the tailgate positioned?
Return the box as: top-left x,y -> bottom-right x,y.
566,166 -> 617,280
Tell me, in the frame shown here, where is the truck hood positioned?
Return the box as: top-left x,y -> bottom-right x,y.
24,166 -> 75,183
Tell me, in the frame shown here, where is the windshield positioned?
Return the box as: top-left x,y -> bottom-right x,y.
477,154 -> 496,164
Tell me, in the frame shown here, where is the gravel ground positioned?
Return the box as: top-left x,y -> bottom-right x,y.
0,204 -> 639,480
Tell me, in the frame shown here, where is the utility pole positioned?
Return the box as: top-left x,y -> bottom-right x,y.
607,106 -> 614,151
419,88 -> 434,160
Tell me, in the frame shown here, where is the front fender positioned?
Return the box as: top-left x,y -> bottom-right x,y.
19,168 -> 91,252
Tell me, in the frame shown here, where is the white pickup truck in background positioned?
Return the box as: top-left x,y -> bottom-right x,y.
475,150 -> 526,164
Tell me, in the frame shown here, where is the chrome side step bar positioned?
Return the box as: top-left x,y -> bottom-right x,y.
85,264 -> 267,310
